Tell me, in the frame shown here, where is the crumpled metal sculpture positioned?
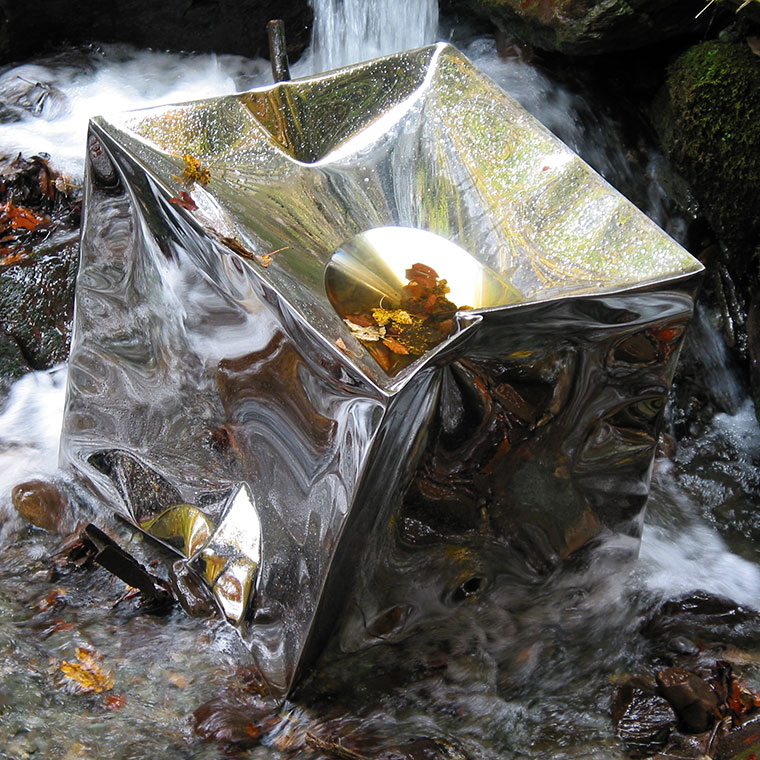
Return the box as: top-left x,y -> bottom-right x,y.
61,42 -> 703,700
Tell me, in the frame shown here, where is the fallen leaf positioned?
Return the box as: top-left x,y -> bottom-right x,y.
60,647 -> 114,693
344,319 -> 385,342
179,154 -> 211,186
42,620 -> 75,638
169,191 -> 198,211
0,248 -> 31,266
33,588 -> 67,613
371,308 -> 414,326
383,336 -> 410,355
1,201 -> 48,231
167,671 -> 189,689
105,693 -> 127,710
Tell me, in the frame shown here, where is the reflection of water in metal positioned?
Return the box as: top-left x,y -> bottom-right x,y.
59,43 -> 701,702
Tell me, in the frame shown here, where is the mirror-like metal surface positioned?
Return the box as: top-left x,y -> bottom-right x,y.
61,43 -> 703,700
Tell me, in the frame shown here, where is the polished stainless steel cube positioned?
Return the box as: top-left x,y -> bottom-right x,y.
61,43 -> 703,700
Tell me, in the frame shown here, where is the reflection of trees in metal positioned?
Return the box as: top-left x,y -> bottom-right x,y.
62,43 -> 702,701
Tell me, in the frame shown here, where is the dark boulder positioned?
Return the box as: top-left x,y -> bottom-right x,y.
442,0 -> 715,55
658,40 -> 760,260
654,38 -> 760,418
0,0 -> 312,66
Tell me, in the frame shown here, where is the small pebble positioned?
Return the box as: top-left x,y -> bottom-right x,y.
11,479 -> 68,533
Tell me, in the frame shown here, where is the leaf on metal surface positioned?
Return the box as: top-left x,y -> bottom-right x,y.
178,153 -> 211,186
169,190 -> 198,211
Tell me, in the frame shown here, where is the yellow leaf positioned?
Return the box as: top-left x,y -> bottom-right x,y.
179,154 -> 211,186
60,647 -> 114,693
371,308 -> 415,326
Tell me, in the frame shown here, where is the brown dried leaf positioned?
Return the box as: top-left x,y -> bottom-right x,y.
105,693 -> 127,710
1,201 -> 48,231
748,36 -> 760,56
344,320 -> 385,342
0,248 -> 31,266
383,336 -> 410,355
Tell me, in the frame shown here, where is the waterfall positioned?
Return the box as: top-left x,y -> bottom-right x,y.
304,0 -> 439,74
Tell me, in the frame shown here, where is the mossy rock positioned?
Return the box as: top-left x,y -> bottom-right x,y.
664,41 -> 760,259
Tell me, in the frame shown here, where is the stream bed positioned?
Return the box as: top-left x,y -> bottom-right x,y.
2,4 -> 760,758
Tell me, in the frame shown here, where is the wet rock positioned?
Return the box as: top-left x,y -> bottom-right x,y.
0,237 -> 78,377
168,559 -> 217,619
747,289 -> 760,420
0,0 -> 312,66
612,681 -> 676,757
715,714 -> 760,760
656,667 -> 718,733
11,479 -> 69,533
443,0 -> 714,55
658,41 -> 760,260
643,592 -> 760,650
192,693 -> 275,748
0,154 -> 81,380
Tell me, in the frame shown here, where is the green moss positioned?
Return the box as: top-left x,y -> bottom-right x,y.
666,41 -> 760,256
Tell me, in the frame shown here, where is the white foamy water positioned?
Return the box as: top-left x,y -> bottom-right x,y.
299,0 -> 439,74
0,366 -> 67,512
0,46 -> 270,178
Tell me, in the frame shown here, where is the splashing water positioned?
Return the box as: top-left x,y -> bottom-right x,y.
0,366 -> 66,511
300,0 -> 439,74
0,47 -> 270,177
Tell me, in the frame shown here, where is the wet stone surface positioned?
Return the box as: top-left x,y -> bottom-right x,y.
0,154 -> 81,385
11,479 -> 70,534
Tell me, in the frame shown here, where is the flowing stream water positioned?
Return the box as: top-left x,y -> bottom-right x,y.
1,1 -> 759,758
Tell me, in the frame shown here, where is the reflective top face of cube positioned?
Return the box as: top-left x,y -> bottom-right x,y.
93,42 -> 700,388
63,43 -> 703,701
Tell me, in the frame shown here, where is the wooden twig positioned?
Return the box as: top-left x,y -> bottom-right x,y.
304,731 -> 370,760
267,19 -> 291,82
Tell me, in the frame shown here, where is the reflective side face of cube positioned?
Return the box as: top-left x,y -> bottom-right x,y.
61,43 -> 702,700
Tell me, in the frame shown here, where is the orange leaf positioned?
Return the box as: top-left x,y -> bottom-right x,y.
105,693 -> 127,710
0,249 -> 31,266
383,336 -> 410,355
1,201 -> 47,231
179,154 -> 211,186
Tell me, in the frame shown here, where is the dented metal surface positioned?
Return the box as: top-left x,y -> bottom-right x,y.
61,43 -> 703,699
